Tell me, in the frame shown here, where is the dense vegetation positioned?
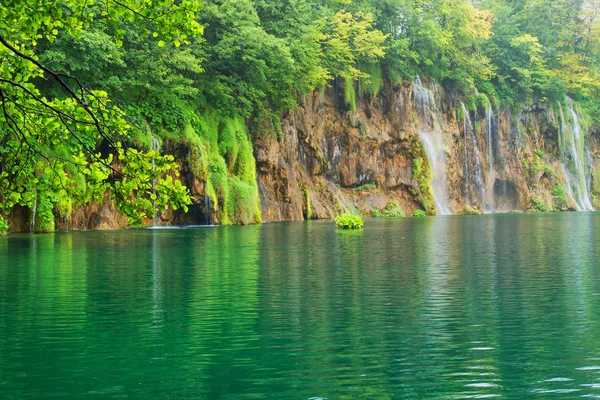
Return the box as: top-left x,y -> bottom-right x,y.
335,213 -> 364,230
1,0 -> 599,232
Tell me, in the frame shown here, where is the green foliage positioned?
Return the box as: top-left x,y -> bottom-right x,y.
410,138 -> 436,215
344,76 -> 357,114
0,216 -> 8,236
530,196 -> 548,212
358,120 -> 367,137
3,0 -> 600,232
321,10 -> 388,81
0,0 -> 202,231
461,206 -> 482,215
372,201 -> 405,218
552,185 -> 568,211
359,64 -> 383,97
302,188 -> 313,220
476,93 -> 492,111
522,151 -> 555,184
355,183 -> 377,192
335,213 -> 364,230
189,111 -> 262,225
413,210 -> 427,218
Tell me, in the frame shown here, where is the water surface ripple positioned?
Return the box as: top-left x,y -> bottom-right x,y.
2,213 -> 600,399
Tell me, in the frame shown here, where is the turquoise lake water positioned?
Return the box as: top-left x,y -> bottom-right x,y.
2,214 -> 600,399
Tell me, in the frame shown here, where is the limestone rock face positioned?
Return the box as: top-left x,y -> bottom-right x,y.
253,83 -> 596,221
7,79 -> 599,233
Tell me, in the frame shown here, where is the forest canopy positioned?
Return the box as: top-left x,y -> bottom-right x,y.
1,0 -> 599,231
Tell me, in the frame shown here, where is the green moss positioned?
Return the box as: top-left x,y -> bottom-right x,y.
302,188 -> 313,220
552,185 -> 567,211
591,161 -> 600,209
33,196 -> 56,233
372,201 -> 405,218
184,110 -> 262,226
227,177 -> 262,225
0,216 -> 8,236
410,137 -> 436,215
219,116 -> 245,170
456,105 -> 465,124
461,205 -> 482,215
55,189 -> 73,219
386,68 -> 403,87
188,143 -> 209,181
534,150 -> 545,158
523,150 -> 555,184
355,183 -> 376,192
530,196 -> 548,212
344,76 -> 357,114
476,93 -> 492,110
358,120 -> 367,137
359,64 -> 383,97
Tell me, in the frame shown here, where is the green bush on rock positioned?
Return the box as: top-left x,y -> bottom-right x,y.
461,206 -> 482,215
552,185 -> 567,210
0,217 -> 8,236
335,214 -> 364,230
413,210 -> 427,218
371,201 -> 405,218
530,196 -> 548,212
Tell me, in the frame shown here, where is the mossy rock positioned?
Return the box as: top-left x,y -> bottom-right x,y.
371,201 -> 405,218
461,206 -> 482,215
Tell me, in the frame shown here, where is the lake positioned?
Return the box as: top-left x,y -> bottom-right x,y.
2,213 -> 600,399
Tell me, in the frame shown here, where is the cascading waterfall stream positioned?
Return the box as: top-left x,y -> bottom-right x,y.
412,76 -> 453,215
197,144 -> 212,225
558,98 -> 594,211
30,189 -> 37,233
484,107 -> 497,213
151,136 -> 160,226
460,102 -> 485,208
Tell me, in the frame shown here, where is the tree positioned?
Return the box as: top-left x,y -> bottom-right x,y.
0,0 -> 203,231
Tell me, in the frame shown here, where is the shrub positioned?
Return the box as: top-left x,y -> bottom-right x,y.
530,196 -> 548,212
461,205 -> 482,215
410,137 -> 435,214
302,188 -> 312,220
552,185 -> 567,210
0,216 -> 8,236
372,201 -> 405,218
335,213 -> 364,230
344,76 -> 357,114
413,210 -> 426,218
371,208 -> 383,217
355,183 -> 376,192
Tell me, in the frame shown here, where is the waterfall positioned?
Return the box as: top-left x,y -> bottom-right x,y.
460,102 -> 485,208
558,98 -> 594,211
30,190 -> 37,234
151,136 -> 160,226
412,76 -> 453,215
197,144 -> 212,225
484,107 -> 497,213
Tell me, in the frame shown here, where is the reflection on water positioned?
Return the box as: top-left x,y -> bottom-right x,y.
2,214 -> 600,399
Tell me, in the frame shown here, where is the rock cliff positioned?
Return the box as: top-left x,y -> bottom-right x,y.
7,77 -> 599,233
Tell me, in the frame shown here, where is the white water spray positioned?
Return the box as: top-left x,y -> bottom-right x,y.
558,98 -> 594,211
30,190 -> 37,234
483,107 -> 497,213
412,76 -> 453,215
152,136 -> 160,226
460,102 -> 485,208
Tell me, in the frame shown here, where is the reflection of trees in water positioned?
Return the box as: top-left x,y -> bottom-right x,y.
3,216 -> 600,398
